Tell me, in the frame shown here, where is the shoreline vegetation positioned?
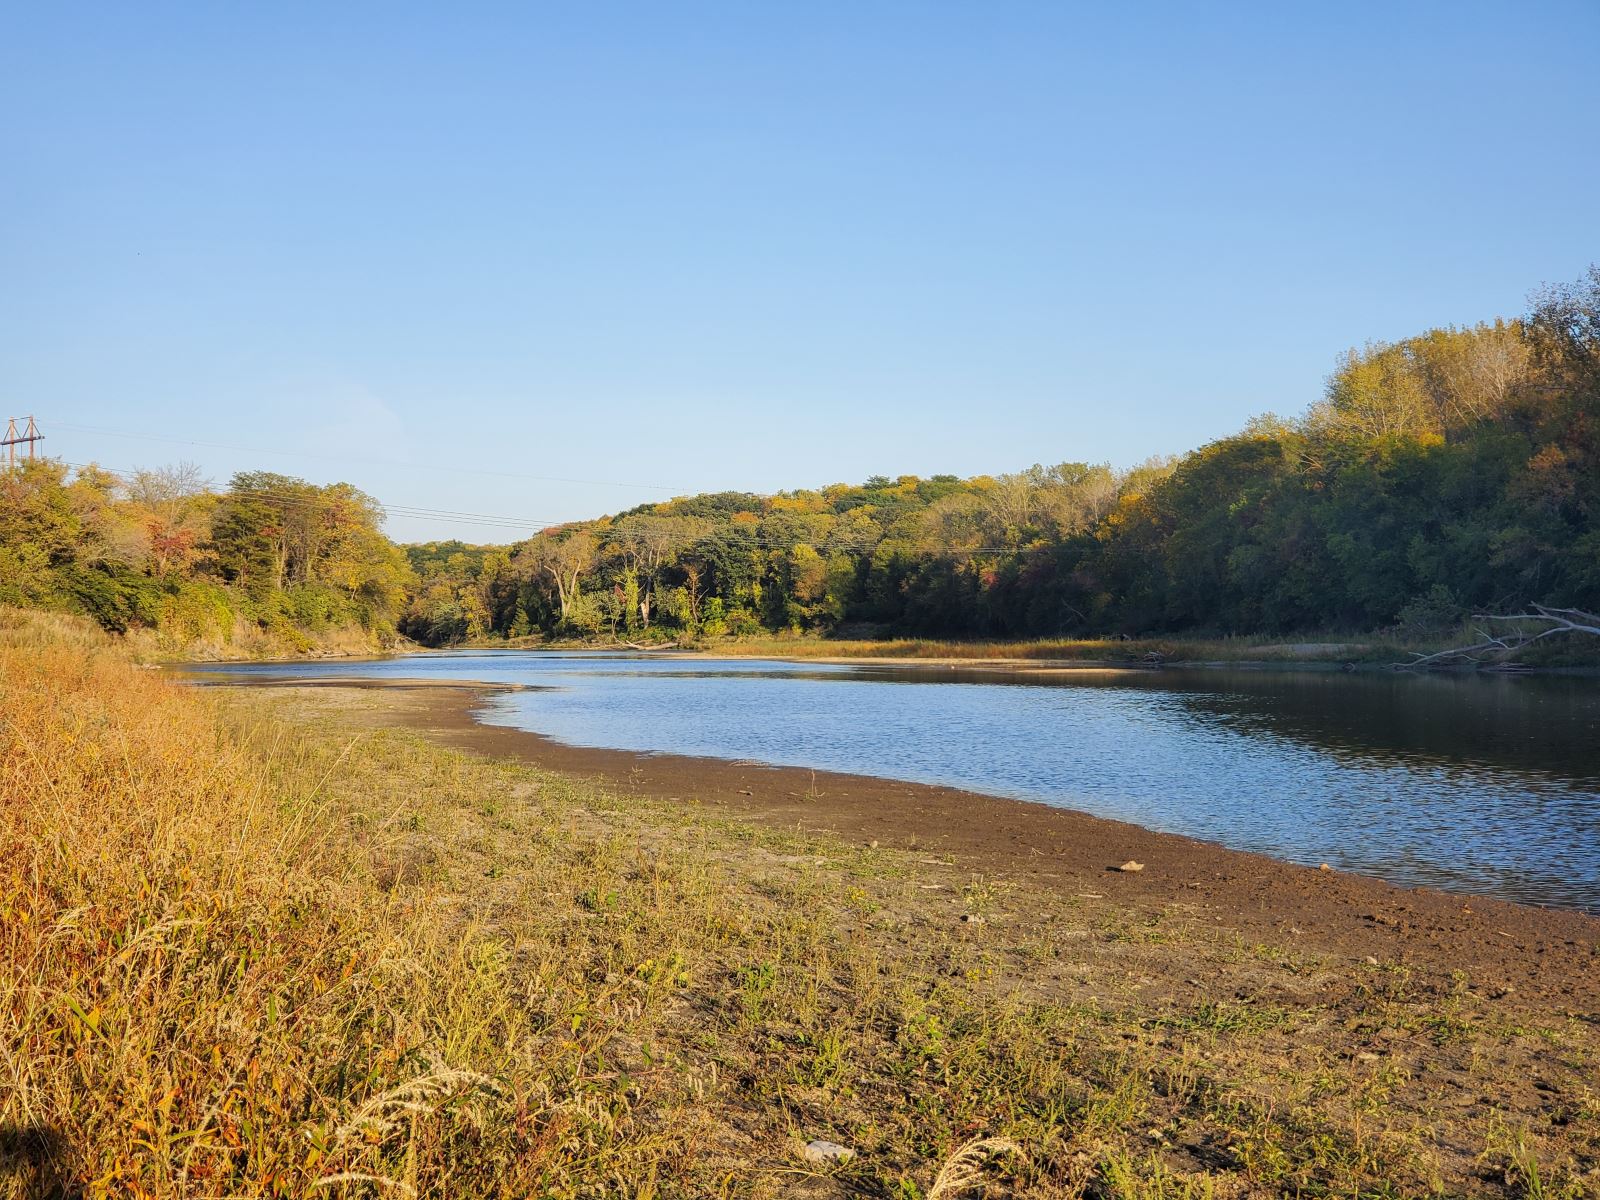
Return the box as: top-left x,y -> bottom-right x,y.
5,610 -> 1598,1197
138,632 -> 1600,685
234,628 -> 1597,675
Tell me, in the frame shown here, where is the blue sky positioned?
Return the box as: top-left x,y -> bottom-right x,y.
3,2 -> 1596,541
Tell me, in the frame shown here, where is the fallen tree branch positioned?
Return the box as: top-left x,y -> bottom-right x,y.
1481,604 -> 1600,635
1395,605 -> 1600,669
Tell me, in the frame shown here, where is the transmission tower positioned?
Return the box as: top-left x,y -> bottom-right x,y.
2,416 -> 43,470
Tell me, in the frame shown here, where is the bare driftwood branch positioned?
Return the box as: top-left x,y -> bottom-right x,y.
1396,604 -> 1600,669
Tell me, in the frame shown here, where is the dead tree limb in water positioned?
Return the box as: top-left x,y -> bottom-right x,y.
1397,605 -> 1600,669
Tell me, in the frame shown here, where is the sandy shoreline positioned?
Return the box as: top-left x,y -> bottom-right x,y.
257,677 -> 1600,1012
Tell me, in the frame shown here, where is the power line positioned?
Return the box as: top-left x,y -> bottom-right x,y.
54,459 -> 1048,556
63,462 -> 553,533
52,420 -> 689,493
52,420 -> 1055,549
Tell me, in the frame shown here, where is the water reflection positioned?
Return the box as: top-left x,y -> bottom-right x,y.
188,652 -> 1600,911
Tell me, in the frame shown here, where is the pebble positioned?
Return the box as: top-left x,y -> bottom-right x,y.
803,1140 -> 855,1164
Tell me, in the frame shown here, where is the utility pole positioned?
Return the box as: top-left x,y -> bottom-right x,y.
2,416 -> 43,470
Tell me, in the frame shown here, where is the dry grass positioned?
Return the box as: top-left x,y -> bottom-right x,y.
715,630 -> 1600,669
122,618 -> 392,664
0,613 -> 510,1197
3,609 -> 1596,1198
700,633 -> 1395,666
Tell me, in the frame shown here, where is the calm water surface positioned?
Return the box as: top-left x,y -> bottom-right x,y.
192,651 -> 1600,912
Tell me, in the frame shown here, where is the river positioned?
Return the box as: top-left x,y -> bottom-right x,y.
189,651 -> 1600,912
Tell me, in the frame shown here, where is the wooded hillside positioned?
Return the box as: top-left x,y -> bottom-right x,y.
403,268 -> 1600,645
6,266 -> 1596,654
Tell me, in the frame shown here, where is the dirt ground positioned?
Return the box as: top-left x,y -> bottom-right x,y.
262,678 -> 1600,1011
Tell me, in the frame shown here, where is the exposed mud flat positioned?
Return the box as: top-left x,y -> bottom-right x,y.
276,677 -> 1600,1012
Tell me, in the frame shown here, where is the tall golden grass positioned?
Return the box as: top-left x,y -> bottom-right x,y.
0,613 -> 528,1197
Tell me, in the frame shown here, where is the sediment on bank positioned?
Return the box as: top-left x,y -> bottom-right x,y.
311,678 -> 1600,1003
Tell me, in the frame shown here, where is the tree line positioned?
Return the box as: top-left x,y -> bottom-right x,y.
403,268 -> 1600,645
5,266 -> 1596,651
0,465 -> 412,652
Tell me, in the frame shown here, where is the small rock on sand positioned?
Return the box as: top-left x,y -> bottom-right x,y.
803,1139 -> 855,1164
1116,860 -> 1145,873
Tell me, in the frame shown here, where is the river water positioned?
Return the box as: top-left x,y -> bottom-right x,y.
191,651 -> 1600,912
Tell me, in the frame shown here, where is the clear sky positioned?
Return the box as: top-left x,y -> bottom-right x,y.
3,2 -> 1596,541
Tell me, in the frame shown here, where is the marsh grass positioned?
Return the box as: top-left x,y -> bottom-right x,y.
696,632 -> 1402,666
502,629 -> 1403,666
3,611 -> 1596,1198
702,627 -> 1600,669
